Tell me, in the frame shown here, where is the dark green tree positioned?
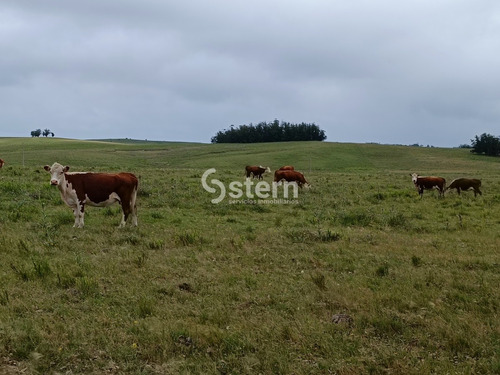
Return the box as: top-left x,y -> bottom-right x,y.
470,133 -> 500,156
30,129 -> 41,137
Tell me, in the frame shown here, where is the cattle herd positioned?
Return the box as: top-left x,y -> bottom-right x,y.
410,173 -> 482,198
0,158 -> 483,228
246,165 -> 310,188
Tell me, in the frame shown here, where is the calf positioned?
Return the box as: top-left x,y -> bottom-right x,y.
274,169 -> 309,188
44,162 -> 138,228
245,165 -> 271,180
446,178 -> 482,197
410,173 -> 446,198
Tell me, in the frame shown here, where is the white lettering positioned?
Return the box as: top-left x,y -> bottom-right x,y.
228,181 -> 243,198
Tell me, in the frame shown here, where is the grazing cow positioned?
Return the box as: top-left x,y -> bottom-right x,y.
274,169 -> 309,188
0,159 -> 4,168
245,165 -> 271,180
44,162 -> 138,228
278,165 -> 294,171
410,173 -> 446,198
446,178 -> 482,197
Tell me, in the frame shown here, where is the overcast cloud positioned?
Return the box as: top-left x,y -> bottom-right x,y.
1,0 -> 499,147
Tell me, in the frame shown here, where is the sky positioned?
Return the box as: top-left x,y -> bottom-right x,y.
0,1 -> 499,147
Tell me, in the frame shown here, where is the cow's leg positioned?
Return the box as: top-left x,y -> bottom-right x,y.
72,207 -> 79,227
73,203 -> 85,228
457,188 -> 461,195
131,201 -> 138,226
120,207 -> 137,227
119,200 -> 129,227
79,204 -> 85,227
119,211 -> 128,227
120,196 -> 137,227
131,208 -> 138,226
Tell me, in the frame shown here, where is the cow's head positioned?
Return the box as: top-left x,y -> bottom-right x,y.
44,162 -> 69,186
410,173 -> 419,184
260,166 -> 271,173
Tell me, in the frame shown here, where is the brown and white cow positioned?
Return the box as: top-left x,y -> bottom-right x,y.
44,162 -> 138,228
410,173 -> 446,198
245,165 -> 271,180
278,165 -> 294,171
0,159 -> 4,168
446,178 -> 482,197
274,169 -> 310,188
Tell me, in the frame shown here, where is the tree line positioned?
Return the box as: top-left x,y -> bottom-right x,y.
211,120 -> 327,143
31,129 -> 55,137
467,133 -> 500,156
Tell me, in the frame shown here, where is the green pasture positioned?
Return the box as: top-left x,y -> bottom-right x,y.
0,138 -> 499,374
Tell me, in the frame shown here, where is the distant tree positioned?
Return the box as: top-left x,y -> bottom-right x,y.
51,132 -> 55,137
30,129 -> 41,137
470,133 -> 500,156
42,128 -> 51,137
211,120 -> 327,143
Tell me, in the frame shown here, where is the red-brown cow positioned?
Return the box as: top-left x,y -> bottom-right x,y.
446,178 -> 482,197
44,162 -> 138,228
245,165 -> 271,180
278,165 -> 294,171
410,173 -> 446,198
274,169 -> 309,188
0,159 -> 4,168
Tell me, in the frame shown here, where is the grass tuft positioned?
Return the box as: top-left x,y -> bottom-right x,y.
311,272 -> 327,290
375,263 -> 389,277
0,290 -> 9,306
411,255 -> 422,267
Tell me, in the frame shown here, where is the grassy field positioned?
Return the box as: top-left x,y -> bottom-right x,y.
0,137 -> 499,374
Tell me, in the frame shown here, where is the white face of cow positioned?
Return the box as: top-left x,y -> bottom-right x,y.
410,173 -> 419,184
44,162 -> 69,186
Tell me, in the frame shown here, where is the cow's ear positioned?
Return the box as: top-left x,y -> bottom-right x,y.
44,165 -> 50,171
64,166 -> 70,172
